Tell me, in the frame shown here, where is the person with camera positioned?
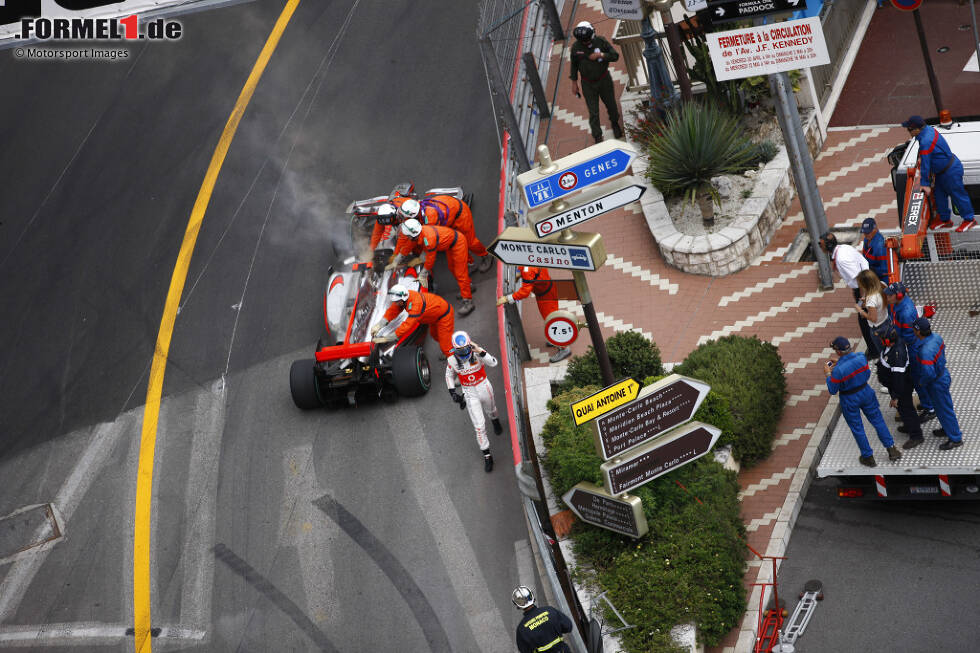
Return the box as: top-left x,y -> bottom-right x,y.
825,336 -> 901,467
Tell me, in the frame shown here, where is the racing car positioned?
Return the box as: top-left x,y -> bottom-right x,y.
289,183 -> 470,409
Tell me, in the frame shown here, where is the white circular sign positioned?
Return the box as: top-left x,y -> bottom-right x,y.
544,310 -> 579,347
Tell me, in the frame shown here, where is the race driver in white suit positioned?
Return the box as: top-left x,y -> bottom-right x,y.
446,330 -> 504,473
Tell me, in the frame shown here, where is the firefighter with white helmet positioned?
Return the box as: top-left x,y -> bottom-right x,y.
446,330 -> 503,472
512,585 -> 573,653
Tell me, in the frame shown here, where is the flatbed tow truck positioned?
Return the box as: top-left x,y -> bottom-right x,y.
816,119 -> 980,499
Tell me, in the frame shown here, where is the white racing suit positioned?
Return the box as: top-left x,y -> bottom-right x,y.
445,347 -> 499,451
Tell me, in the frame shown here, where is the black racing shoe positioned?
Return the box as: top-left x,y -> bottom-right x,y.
483,451 -> 494,473
859,455 -> 877,467
902,437 -> 924,450
887,446 -> 902,461
492,418 -> 503,435
939,438 -> 963,451
933,427 -> 947,438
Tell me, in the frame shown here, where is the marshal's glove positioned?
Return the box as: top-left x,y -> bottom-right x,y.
418,269 -> 430,289
449,388 -> 466,409
385,254 -> 404,271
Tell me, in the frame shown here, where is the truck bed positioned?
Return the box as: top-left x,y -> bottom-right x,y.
816,260 -> 980,478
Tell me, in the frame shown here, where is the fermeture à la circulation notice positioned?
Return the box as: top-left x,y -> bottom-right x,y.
717,21 -> 814,50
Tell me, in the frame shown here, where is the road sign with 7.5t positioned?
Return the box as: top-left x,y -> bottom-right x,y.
518,140 -> 636,209
544,310 -> 579,347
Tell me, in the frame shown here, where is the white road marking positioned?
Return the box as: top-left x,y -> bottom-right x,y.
386,404 -> 511,653
0,413 -> 135,624
0,622 -> 205,645
749,244 -> 791,266
606,253 -> 679,294
773,423 -> 817,449
739,468 -> 796,499
770,308 -> 854,346
817,127 -> 890,158
717,264 -> 816,306
786,383 -> 827,407
817,149 -> 892,186
178,380 -> 227,630
745,509 -> 783,533
557,300 -> 655,342
528,347 -> 554,365
783,177 -> 892,226
280,444 -> 336,627
784,345 -> 855,374
697,282 -> 845,345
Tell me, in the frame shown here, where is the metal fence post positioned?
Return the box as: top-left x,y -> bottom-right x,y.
479,34 -> 532,172
540,0 -> 565,40
641,14 -> 677,115
522,52 -> 552,118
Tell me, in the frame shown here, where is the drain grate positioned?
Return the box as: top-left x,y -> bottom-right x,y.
0,504 -> 61,559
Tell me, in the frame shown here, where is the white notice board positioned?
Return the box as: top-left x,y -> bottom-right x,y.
707,17 -> 830,82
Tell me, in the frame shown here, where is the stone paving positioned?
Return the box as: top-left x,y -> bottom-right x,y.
514,3 -> 913,651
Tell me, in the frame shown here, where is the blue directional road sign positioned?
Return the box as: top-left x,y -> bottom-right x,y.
521,143 -> 635,209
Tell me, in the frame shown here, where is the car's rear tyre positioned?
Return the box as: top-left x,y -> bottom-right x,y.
290,359 -> 323,409
391,347 -> 431,397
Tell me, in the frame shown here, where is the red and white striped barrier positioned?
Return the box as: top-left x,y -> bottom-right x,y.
875,475 -> 887,498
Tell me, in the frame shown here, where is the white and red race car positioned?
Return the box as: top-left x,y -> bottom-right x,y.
289,183 -> 470,408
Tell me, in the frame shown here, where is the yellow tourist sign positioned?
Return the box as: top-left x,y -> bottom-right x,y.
570,378 -> 641,427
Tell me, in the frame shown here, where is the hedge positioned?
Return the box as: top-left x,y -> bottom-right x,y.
557,331 -> 664,393
541,386 -> 746,652
673,335 -> 787,467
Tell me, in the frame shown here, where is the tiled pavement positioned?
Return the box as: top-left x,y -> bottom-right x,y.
516,4 -> 911,651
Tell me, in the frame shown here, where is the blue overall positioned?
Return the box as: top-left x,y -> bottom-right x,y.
827,351 -> 895,458
916,125 -> 975,223
889,295 -> 934,412
862,231 -> 889,281
915,333 -> 963,443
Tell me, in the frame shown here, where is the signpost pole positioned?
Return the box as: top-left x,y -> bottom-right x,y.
912,8 -> 945,116
769,71 -> 833,289
554,223 -> 615,385
569,254 -> 615,385
660,9 -> 693,102
641,9 -> 678,115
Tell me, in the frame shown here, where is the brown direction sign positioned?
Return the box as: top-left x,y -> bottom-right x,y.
593,374 -> 711,460
562,482 -> 648,538
601,422 -> 722,495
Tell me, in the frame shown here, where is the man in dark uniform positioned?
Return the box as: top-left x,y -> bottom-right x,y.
902,115 -> 976,232
860,218 -> 889,282
874,324 -> 923,450
569,21 -> 623,144
513,585 -> 573,653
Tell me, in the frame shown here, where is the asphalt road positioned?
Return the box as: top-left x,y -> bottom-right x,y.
0,1 -> 534,651
776,478 -> 980,652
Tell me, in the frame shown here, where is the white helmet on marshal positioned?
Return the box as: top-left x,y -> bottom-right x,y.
398,198 -> 421,220
511,585 -> 535,609
388,284 -> 410,303
401,218 -> 423,239
376,203 -> 398,225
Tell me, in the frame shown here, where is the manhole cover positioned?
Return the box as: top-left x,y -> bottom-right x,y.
0,504 -> 61,559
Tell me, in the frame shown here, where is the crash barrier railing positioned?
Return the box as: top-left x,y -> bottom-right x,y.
479,1 -> 590,651
807,0 -> 869,112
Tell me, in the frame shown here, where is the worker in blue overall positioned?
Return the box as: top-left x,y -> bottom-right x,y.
860,218 -> 889,282
883,282 -> 936,422
902,115 -> 976,232
874,324 -> 923,450
912,317 -> 964,450
825,337 -> 901,467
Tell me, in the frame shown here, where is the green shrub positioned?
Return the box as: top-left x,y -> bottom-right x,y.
674,335 -> 786,466
644,102 -> 757,205
557,331 -> 664,393
748,140 -> 779,167
541,386 -> 746,651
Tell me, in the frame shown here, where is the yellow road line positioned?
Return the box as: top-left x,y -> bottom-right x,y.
132,1 -> 300,650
